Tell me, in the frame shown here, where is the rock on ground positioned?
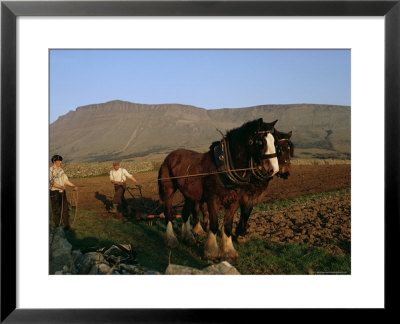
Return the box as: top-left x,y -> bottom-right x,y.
74,252 -> 109,274
165,261 -> 240,275
89,263 -> 112,274
50,227 -> 73,274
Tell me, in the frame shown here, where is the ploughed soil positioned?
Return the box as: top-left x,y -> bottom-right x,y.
242,189 -> 351,254
70,164 -> 351,252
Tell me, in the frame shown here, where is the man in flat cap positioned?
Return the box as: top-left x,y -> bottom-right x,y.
109,161 -> 139,213
49,154 -> 78,229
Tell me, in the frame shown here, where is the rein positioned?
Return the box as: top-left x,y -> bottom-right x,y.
157,166 -> 259,182
71,190 -> 79,226
250,157 -> 271,181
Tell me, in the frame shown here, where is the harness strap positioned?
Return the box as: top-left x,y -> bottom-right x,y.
260,152 -> 278,160
249,157 -> 269,181
223,138 -> 251,184
212,138 -> 249,187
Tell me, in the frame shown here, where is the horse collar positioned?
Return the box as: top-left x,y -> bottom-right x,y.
212,137 -> 251,186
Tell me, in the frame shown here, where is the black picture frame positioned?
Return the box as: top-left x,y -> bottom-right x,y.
1,0 -> 399,322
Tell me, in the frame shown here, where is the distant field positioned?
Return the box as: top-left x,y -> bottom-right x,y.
62,158 -> 350,179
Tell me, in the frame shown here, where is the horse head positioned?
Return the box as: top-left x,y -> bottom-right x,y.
225,118 -> 267,169
249,119 -> 280,177
274,129 -> 294,179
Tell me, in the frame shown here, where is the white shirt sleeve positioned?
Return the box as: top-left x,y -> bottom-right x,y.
110,170 -> 114,181
122,169 -> 132,178
62,173 -> 69,183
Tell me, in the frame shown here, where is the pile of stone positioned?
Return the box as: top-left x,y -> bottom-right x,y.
49,227 -> 240,275
49,227 -> 160,275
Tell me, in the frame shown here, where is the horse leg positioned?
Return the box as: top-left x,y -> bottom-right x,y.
165,197 -> 179,248
204,198 -> 220,260
159,166 -> 179,248
236,204 -> 253,238
201,202 -> 210,232
220,205 -> 239,261
181,199 -> 196,245
192,201 -> 207,237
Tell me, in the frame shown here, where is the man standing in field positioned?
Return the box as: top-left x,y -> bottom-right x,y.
110,161 -> 139,213
49,154 -> 78,230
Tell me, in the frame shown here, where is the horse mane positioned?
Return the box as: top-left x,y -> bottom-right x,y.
224,119 -> 264,165
260,121 -> 277,132
225,118 -> 262,142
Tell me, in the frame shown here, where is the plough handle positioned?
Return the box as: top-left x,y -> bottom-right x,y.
127,185 -> 142,190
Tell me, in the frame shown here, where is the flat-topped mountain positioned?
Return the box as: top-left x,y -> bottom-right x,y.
50,100 -> 350,162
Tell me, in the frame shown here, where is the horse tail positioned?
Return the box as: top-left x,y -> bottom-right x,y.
158,158 -> 179,203
157,164 -> 165,201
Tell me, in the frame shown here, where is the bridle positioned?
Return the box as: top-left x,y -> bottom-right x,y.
256,130 -> 278,161
276,138 -> 293,164
250,131 -> 294,181
259,129 -> 293,162
248,130 -> 279,181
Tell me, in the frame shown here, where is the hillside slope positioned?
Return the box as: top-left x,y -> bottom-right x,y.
50,100 -> 350,162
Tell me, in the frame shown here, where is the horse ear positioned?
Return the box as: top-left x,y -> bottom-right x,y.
287,131 -> 293,138
271,119 -> 278,127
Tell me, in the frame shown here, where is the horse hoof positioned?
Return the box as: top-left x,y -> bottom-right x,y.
236,235 -> 249,245
185,237 -> 196,246
220,230 -> 239,261
192,222 -> 206,237
204,232 -> 219,260
166,221 -> 179,248
182,233 -> 196,246
165,236 -> 179,249
204,245 -> 220,260
204,249 -> 220,260
181,221 -> 196,245
220,250 -> 239,262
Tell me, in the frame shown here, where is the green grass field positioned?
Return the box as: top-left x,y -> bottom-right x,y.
52,191 -> 351,275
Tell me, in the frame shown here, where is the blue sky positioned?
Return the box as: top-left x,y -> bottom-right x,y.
50,49 -> 350,123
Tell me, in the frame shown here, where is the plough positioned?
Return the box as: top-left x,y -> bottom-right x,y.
125,185 -> 182,226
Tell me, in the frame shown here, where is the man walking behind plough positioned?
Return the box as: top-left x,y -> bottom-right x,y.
110,161 -> 139,213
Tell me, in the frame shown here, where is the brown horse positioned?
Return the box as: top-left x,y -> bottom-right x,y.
191,130 -> 294,238
158,119 -> 279,260
235,130 -> 294,238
